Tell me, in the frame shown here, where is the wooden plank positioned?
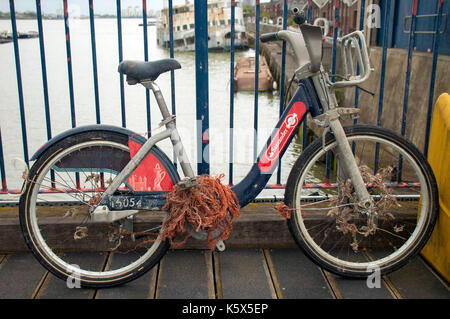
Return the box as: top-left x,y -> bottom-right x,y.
261,249 -> 279,299
95,253 -> 158,299
385,256 -> 450,299
157,250 -> 210,299
213,251 -> 223,299
205,250 -> 216,299
154,258 -> 164,299
0,253 -> 47,299
326,251 -> 395,299
320,270 -> 344,299
268,248 -> 334,299
148,261 -> 161,299
36,252 -> 107,299
218,249 -> 273,299
0,254 -> 6,268
330,273 -> 394,299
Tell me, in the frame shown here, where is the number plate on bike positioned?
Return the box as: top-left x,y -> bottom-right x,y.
103,194 -> 167,210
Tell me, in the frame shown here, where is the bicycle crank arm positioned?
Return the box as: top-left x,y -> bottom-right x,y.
91,205 -> 138,223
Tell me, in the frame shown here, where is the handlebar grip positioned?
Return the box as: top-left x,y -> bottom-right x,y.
260,32 -> 279,43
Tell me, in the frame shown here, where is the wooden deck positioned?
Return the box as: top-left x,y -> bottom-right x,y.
0,249 -> 448,299
0,202 -> 449,300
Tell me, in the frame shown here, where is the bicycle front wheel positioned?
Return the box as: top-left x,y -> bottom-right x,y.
19,131 -> 175,287
285,125 -> 438,277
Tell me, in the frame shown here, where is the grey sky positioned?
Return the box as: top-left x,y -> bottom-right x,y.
0,0 -> 189,14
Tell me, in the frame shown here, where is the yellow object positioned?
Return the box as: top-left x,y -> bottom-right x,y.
422,93 -> 450,283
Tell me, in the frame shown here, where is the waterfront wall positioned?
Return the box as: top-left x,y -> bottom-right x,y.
344,47 -> 450,151
247,23 -> 450,151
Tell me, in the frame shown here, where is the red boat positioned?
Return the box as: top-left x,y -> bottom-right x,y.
234,55 -> 274,92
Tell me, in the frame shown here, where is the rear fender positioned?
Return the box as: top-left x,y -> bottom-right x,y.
31,124 -> 179,191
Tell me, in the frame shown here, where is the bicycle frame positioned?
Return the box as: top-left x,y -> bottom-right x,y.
91,76 -> 323,222
92,27 -> 374,223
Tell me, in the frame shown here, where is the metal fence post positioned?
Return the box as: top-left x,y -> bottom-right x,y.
326,0 -> 341,182
0,127 -> 7,192
397,0 -> 419,182
424,0 -> 445,157
253,1 -> 260,162
229,0 -> 236,185
116,0 -> 126,128
276,0 -> 288,185
374,0 -> 391,174
36,0 -> 52,141
143,0 -> 151,134
195,0 -> 210,175
9,0 -> 29,164
63,0 -> 76,129
88,0 -> 100,124
168,0 -> 177,166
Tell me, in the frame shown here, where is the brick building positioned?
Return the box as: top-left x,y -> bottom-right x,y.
308,1 -> 360,36
257,0 -> 360,36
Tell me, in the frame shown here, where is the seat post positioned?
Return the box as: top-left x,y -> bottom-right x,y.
141,80 -> 171,120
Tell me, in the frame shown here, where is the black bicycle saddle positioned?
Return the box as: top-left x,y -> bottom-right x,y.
118,58 -> 181,84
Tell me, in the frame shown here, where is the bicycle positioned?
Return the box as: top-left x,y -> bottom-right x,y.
19,9 -> 438,288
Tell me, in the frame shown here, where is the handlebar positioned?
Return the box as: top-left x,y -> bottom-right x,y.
260,7 -> 305,43
260,32 -> 279,43
258,8 -> 372,87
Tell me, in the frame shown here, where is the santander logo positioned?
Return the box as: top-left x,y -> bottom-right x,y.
258,102 -> 306,173
286,113 -> 299,129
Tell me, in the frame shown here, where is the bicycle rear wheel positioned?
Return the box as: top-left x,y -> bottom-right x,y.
285,125 -> 438,277
19,131 -> 176,287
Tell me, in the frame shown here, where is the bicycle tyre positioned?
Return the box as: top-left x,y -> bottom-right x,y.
285,125 -> 438,278
19,130 -> 176,288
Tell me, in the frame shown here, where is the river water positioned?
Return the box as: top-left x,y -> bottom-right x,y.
0,18 -> 302,197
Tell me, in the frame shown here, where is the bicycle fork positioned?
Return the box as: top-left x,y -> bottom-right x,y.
325,108 -> 373,210
311,70 -> 373,211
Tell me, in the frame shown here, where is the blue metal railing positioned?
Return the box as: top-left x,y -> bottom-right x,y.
0,0 -> 446,196
63,0 -> 77,129
228,0 -> 236,185
397,0 -> 418,182
374,0 -> 391,174
253,1 -> 260,163
0,127 -> 6,191
9,0 -> 29,166
276,0 -> 289,186
194,0 -> 210,176
142,0 -> 151,134
116,0 -> 126,128
424,0 -> 446,157
89,0 -> 101,124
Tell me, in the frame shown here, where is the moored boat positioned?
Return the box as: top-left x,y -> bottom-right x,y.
157,0 -> 248,51
234,55 -> 274,92
0,38 -> 12,44
139,18 -> 158,26
0,30 -> 12,44
0,30 -> 38,42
